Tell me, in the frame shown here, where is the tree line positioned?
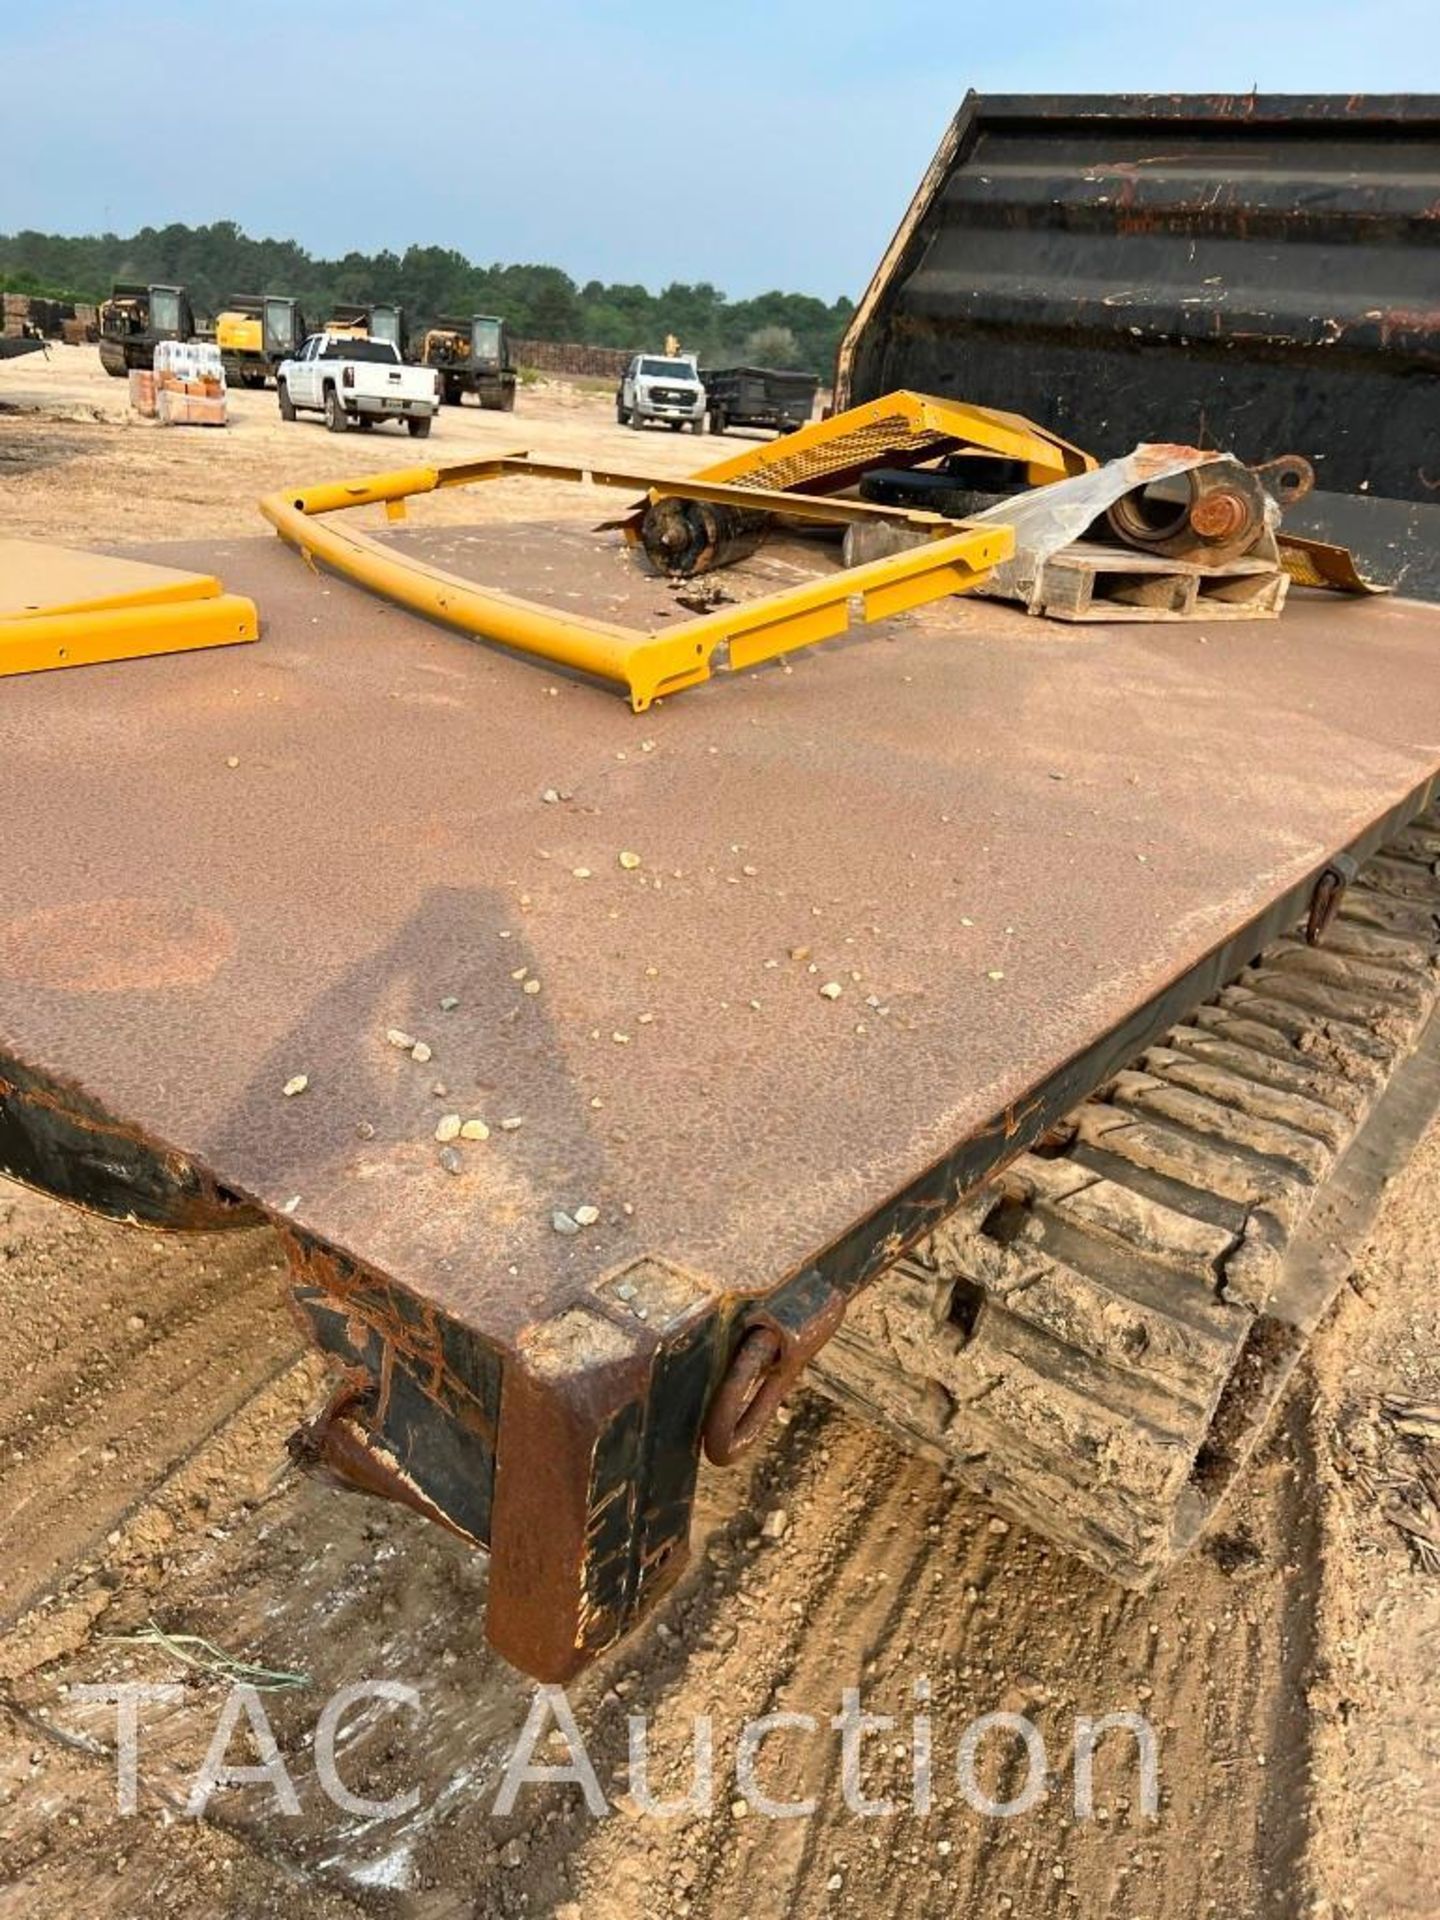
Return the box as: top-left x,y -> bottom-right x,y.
0,222 -> 854,373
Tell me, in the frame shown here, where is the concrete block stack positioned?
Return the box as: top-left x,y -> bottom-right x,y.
153,340 -> 227,427
128,369 -> 158,417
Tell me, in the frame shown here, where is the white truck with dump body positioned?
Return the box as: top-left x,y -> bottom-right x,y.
276,334 -> 440,436
616,352 -> 706,432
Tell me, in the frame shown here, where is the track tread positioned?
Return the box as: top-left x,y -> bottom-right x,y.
810,825 -> 1440,1585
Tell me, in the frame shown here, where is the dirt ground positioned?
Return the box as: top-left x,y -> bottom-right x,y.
1,347 -> 1437,1920
0,342 -> 726,546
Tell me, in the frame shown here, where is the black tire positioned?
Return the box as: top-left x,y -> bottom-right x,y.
277,381 -> 296,421
616,401 -> 627,424
669,420 -> 684,432
500,383 -> 516,412
408,414 -> 432,438
690,416 -> 704,434
710,409 -> 727,436
324,387 -> 348,433
630,409 -> 645,431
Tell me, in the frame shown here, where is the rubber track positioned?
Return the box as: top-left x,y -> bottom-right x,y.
809,812 -> 1440,1584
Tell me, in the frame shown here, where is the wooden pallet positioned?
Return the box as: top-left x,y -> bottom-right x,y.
1020,539 -> 1289,623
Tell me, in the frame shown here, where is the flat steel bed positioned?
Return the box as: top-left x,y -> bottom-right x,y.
3,520 -> 1438,1675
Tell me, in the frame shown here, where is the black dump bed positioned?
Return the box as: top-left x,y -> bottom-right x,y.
703,365 -> 819,426
837,93 -> 1440,597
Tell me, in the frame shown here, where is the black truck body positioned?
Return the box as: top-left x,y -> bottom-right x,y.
836,92 -> 1440,598
702,365 -> 818,435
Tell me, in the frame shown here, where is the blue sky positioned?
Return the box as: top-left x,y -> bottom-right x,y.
2,1 -> 1435,299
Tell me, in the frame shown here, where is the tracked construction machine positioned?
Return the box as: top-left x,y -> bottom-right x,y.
213,295 -> 308,388
1,93 -> 1439,1682
420,314 -> 518,411
96,282 -> 194,376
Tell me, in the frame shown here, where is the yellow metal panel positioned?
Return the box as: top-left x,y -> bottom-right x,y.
0,594 -> 259,678
215,311 -> 263,354
723,602 -> 850,673
691,391 -> 1094,495
0,539 -> 224,619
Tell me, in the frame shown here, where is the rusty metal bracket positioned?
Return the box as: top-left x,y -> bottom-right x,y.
286,1369 -> 480,1543
1306,852 -> 1360,946
703,1274 -> 847,1467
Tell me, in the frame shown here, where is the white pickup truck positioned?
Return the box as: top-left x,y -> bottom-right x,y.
276,334 -> 440,436
616,353 -> 706,433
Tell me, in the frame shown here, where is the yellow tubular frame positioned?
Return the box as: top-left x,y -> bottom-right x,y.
259,458 -> 1014,711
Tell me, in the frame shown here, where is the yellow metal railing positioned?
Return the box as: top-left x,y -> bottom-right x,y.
259,455 -> 1014,711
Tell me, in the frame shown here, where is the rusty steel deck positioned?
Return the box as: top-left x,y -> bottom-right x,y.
3,520 -> 1440,1676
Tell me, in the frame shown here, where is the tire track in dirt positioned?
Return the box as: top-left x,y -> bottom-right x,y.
0,1183 -> 301,1633
557,1392 -> 1320,1920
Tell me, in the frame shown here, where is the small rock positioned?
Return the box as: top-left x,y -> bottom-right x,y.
411,1041 -> 432,1064
460,1118 -> 490,1141
760,1508 -> 789,1541
355,1121 -> 375,1140
988,1516 -> 1011,1537
730,1799 -> 749,1819
552,1210 -> 581,1235
386,1028 -> 415,1050
819,981 -> 843,1000
126,1313 -> 146,1332
574,1203 -> 600,1227
435,1114 -> 462,1143
572,867 -> 592,880
618,850 -> 642,870
523,978 -> 542,995
541,788 -> 560,804
499,1116 -> 523,1131
438,1146 -> 463,1176
282,1074 -> 308,1097
987,969 -> 1005,982
440,995 -> 460,1012
225,756 -> 240,770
